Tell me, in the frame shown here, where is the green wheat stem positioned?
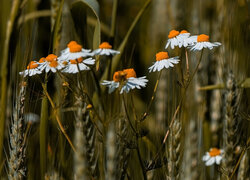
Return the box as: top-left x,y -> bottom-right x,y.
0,0 -> 20,163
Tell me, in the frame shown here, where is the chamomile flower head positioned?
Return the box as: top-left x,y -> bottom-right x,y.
190,34 -> 221,51
165,30 -> 182,49
148,52 -> 180,72
101,68 -> 148,94
92,42 -> 120,56
61,57 -> 95,74
58,41 -> 92,62
19,61 -> 42,77
202,148 -> 224,166
38,54 -> 64,73
177,30 -> 192,47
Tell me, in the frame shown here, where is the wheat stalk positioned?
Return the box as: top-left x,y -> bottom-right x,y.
115,117 -> 130,180
237,151 -> 250,180
74,99 -> 88,179
106,123 -> 116,180
167,118 -> 182,180
8,82 -> 27,180
222,71 -> 242,177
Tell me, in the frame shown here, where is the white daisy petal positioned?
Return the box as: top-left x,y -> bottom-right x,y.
215,155 -> 222,165
205,157 -> 215,166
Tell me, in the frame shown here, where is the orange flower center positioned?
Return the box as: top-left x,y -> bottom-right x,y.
180,30 -> 189,34
123,68 -> 137,78
69,44 -> 82,53
70,58 -> 84,64
99,42 -> 112,49
27,61 -> 38,69
67,41 -> 78,47
113,71 -> 127,82
168,30 -> 180,38
46,54 -> 57,62
49,60 -> 58,68
156,52 -> 169,61
62,61 -> 68,65
39,57 -> 46,63
197,34 -> 209,42
113,68 -> 137,82
209,148 -> 221,157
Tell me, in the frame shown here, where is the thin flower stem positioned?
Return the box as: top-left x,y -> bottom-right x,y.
141,70 -> 162,121
148,50 -> 204,167
41,83 -> 77,153
136,146 -> 147,180
122,94 -> 137,134
185,48 -> 190,76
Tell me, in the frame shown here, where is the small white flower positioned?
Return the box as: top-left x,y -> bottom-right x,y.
177,30 -> 191,48
61,57 -> 95,74
202,148 -> 224,166
165,30 -> 182,49
92,42 -> 120,56
19,61 -> 42,77
149,52 -> 180,72
58,41 -> 92,61
38,54 -> 64,73
190,34 -> 221,51
101,68 -> 148,94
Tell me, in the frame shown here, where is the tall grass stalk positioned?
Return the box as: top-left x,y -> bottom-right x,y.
0,0 -> 20,163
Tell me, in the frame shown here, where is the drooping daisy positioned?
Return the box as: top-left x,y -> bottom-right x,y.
58,41 -> 92,61
91,42 -> 120,56
148,52 -> 180,72
61,57 -> 95,74
102,68 -> 148,94
190,34 -> 221,51
19,61 -> 42,77
38,54 -> 64,73
202,148 -> 224,166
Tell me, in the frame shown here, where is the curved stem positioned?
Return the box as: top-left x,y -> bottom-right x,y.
122,94 -> 137,134
141,70 -> 162,122
42,83 -> 76,153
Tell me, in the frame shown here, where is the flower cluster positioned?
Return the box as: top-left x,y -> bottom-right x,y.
165,29 -> 221,51
20,29 -> 221,95
19,41 -> 119,77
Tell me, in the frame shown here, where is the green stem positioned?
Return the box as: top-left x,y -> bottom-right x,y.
0,0 -> 20,163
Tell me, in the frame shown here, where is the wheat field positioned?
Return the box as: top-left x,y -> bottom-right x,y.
0,0 -> 249,179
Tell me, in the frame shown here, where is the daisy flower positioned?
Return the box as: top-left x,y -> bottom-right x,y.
177,30 -> 193,47
165,30 -> 182,49
61,57 -> 95,74
92,42 -> 120,56
101,68 -> 148,94
190,34 -> 221,51
58,41 -> 92,61
148,52 -> 180,72
19,61 -> 42,77
202,148 -> 224,166
38,54 -> 64,73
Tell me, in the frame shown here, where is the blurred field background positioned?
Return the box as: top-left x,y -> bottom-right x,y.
0,0 -> 250,179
